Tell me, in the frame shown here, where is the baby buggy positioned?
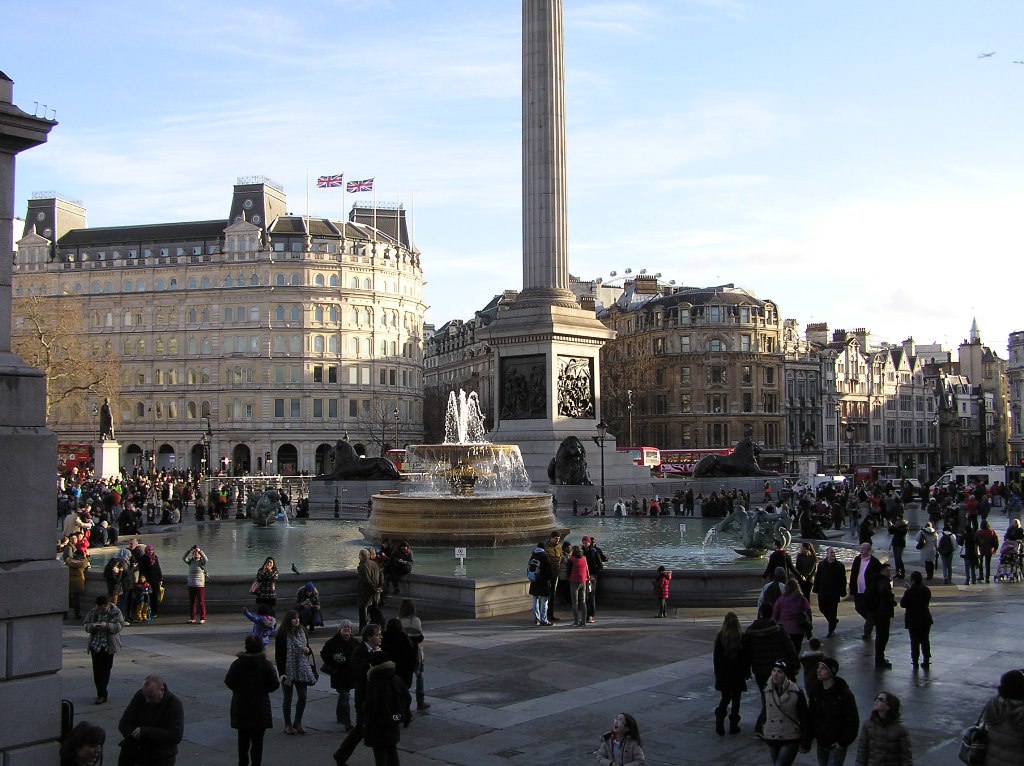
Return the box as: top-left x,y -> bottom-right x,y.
994,540 -> 1023,583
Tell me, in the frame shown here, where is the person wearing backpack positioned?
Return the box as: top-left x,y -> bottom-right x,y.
937,525 -> 957,584
527,544 -> 553,626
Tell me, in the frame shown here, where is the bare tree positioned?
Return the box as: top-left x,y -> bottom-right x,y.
352,399 -> 401,456
11,296 -> 119,423
600,334 -> 657,443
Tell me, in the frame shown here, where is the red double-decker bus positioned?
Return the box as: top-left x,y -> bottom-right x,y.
656,448 -> 734,477
616,446 -> 661,468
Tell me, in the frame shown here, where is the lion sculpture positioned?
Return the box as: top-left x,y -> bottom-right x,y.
547,435 -> 592,486
321,439 -> 400,481
693,435 -> 779,478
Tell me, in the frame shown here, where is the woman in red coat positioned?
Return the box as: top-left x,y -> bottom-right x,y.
653,566 -> 672,618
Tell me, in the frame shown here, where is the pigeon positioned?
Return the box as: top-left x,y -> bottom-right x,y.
291,563 -> 301,575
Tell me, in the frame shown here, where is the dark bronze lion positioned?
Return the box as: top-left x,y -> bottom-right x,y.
321,440 -> 400,481
693,436 -> 778,477
547,436 -> 592,485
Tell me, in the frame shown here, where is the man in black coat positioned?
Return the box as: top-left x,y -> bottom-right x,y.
847,542 -> 881,640
762,539 -> 798,581
807,657 -> 859,765
743,616 -> 799,735
870,563 -> 896,669
812,547 -> 847,637
117,675 -> 184,766
333,623 -> 384,766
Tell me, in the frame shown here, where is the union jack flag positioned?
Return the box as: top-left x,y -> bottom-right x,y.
316,174 -> 344,188
346,178 -> 374,193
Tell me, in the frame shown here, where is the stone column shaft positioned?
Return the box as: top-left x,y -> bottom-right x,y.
521,0 -> 575,306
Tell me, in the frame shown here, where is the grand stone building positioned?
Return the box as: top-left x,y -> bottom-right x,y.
597,278 -> 786,468
13,177 -> 427,475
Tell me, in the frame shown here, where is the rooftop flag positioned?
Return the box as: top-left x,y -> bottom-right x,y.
316,174 -> 344,188
346,178 -> 374,193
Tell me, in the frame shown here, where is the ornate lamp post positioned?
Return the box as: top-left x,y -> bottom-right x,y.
393,407 -> 400,451
591,420 -> 608,509
845,423 -> 855,473
835,403 -> 842,473
626,389 -> 634,447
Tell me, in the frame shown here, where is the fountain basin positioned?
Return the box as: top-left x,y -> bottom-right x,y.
363,492 -> 561,546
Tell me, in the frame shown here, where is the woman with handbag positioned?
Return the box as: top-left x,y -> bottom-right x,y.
254,557 -> 280,615
855,691 -> 911,766
977,669 -> 1024,766
274,610 -> 316,735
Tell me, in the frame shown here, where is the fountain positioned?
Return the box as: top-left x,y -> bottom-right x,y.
360,390 -> 563,546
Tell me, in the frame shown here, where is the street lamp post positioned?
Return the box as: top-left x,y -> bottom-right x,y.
591,420 -> 608,511
835,403 -> 842,473
626,390 -> 634,447
393,407 -> 400,451
845,423 -> 855,474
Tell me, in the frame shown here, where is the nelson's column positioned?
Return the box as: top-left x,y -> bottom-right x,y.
0,72 -> 64,759
482,0 -> 618,482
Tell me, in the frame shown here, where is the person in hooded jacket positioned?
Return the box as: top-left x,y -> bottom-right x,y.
743,613 -> 799,736
527,542 -> 553,626
807,657 -> 858,766
978,668 -> 1024,766
762,659 -> 811,766
854,690 -> 911,766
594,712 -> 646,766
362,654 -> 412,766
224,634 -> 280,766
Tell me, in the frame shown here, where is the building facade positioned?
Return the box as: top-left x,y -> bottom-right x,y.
597,279 -> 786,468
1009,331 -> 1024,466
13,178 -> 427,475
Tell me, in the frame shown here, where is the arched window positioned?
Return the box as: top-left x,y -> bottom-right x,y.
290,306 -> 301,323
188,277 -> 197,289
136,339 -> 145,354
201,337 -> 211,354
236,307 -> 245,322
201,400 -> 211,418
363,278 -> 371,289
329,275 -> 338,287
188,369 -> 197,385
224,307 -> 233,322
273,335 -> 286,352
123,280 -> 132,292
250,274 -> 259,286
275,305 -> 285,322
187,337 -> 197,354
350,337 -> 360,355
364,308 -> 372,325
329,306 -> 338,323
276,274 -> 286,286
290,335 -> 301,353
201,277 -> 210,288
313,335 -> 325,353
187,401 -> 198,419
328,336 -> 338,353
167,402 -> 178,419
168,339 -> 178,354
249,306 -> 259,322
224,275 -> 233,287
291,274 -> 300,286
314,306 -> 324,323
351,277 -> 359,289
200,368 -> 211,383
155,339 -> 165,355
169,278 -> 177,289
155,369 -> 163,385
350,308 -> 359,325
314,274 -> 325,286
135,402 -> 145,418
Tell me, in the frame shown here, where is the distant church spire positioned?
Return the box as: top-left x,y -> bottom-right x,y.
969,317 -> 981,343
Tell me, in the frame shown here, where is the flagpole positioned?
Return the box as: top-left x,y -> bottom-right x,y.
372,182 -> 377,244
305,168 -> 310,235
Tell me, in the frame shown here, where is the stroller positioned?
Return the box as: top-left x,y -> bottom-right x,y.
994,540 -> 1023,583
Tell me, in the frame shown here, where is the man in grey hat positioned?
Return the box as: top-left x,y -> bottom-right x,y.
807,657 -> 858,766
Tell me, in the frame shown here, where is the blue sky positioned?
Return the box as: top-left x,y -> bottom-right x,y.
7,1 -> 1023,354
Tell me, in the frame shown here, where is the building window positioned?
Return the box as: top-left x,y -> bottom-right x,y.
313,399 -> 323,418
328,399 -> 338,418
680,366 -> 690,385
742,365 -> 752,385
707,394 -> 727,414
740,334 -> 751,352
274,399 -> 285,418
680,394 -> 692,413
765,367 -> 776,385
743,393 -> 753,413
328,366 -> 338,383
680,335 -> 691,352
764,393 -> 777,413
709,423 -> 729,447
290,399 -> 301,418
710,366 -> 727,385
708,339 -> 722,352
313,365 -> 324,383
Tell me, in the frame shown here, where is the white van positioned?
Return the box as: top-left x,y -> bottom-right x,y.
792,475 -> 846,496
930,465 -> 1007,496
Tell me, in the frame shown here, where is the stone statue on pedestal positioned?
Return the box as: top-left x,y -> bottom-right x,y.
99,398 -> 114,441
